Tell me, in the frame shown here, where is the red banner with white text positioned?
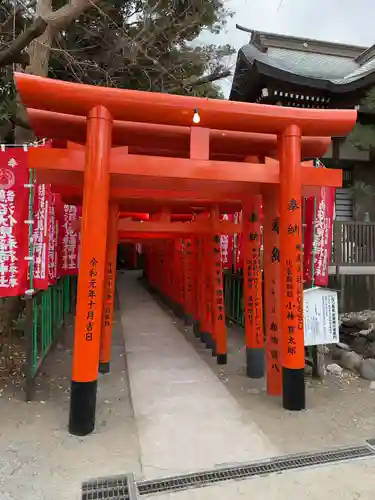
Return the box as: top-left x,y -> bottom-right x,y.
235,211 -> 243,271
33,184 -> 51,290
304,186 -> 335,286
220,213 -> 233,270
0,148 -> 29,296
48,192 -> 60,284
59,204 -> 81,275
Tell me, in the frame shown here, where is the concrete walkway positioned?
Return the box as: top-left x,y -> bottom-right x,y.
118,272 -> 278,480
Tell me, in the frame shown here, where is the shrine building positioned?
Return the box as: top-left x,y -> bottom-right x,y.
230,28 -> 375,223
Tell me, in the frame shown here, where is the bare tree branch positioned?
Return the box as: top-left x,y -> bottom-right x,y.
0,0 -> 37,35
43,0 -> 99,30
10,113 -> 32,129
0,0 -> 101,69
0,16 -> 47,67
169,69 -> 231,93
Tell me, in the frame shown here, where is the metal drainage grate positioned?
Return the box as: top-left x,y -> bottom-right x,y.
137,445 -> 375,496
82,473 -> 138,500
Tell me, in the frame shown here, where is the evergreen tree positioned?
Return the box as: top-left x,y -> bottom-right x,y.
0,0 -> 234,137
348,87 -> 375,151
49,0 -> 234,97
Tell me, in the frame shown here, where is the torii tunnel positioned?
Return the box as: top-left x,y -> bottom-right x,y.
15,72 -> 357,436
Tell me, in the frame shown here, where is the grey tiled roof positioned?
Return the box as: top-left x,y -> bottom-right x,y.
240,43 -> 375,86
333,56 -> 375,84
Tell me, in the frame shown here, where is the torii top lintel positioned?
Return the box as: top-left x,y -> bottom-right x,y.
26,109 -> 331,159
15,73 -> 356,137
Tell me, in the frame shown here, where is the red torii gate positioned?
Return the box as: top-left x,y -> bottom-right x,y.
15,72 -> 356,436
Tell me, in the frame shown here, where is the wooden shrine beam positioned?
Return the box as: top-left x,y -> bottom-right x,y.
117,220 -> 239,234
119,234 -> 173,241
118,213 -> 194,221
118,213 -> 193,221
119,212 -> 150,221
28,149 -> 342,188
27,109 -> 331,158
46,185 -> 244,213
98,187 -> 246,202
15,73 -> 356,136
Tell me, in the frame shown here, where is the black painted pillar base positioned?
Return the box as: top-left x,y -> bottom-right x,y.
184,314 -> 194,327
211,339 -> 217,357
69,380 -> 98,436
193,321 -> 200,339
282,367 -> 306,411
99,362 -> 110,374
246,347 -> 265,379
174,304 -> 184,320
217,353 -> 227,365
201,331 -> 210,346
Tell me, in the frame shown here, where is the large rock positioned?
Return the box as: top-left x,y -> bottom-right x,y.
351,336 -> 369,356
341,318 -> 370,331
365,313 -> 375,323
359,358 -> 375,381
359,328 -> 375,342
365,341 -> 375,359
330,345 -> 342,361
338,350 -> 362,372
326,363 -> 343,377
336,342 -> 351,351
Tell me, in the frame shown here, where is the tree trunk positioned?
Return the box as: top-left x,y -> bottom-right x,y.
14,0 -> 52,143
27,0 -> 53,77
2,0 -> 102,373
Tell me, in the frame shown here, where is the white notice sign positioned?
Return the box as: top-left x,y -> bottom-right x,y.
304,287 -> 339,346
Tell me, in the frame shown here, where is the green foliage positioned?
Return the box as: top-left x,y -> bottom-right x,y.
351,180 -> 375,197
0,68 -> 17,127
349,87 -> 375,151
48,0 -> 234,97
348,122 -> 375,151
0,0 -> 233,142
12,307 -> 27,334
360,87 -> 375,113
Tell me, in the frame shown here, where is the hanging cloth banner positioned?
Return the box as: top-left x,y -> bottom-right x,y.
48,192 -> 59,285
59,204 -> 81,275
54,194 -> 64,278
303,197 -> 315,283
77,205 -> 82,268
33,183 -> 51,290
236,211 -> 244,270
0,148 -> 29,296
220,213 -> 233,270
303,160 -> 335,286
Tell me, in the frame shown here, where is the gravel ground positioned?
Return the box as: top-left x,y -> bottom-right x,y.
0,313 -> 142,500
2,288 -> 375,499
177,319 -> 375,455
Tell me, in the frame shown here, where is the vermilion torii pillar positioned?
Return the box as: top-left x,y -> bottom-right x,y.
279,125 -> 305,411
263,186 -> 282,396
204,234 -> 214,354
182,238 -> 194,326
243,196 -> 264,378
69,106 -> 112,436
210,206 -> 227,365
99,201 -> 119,374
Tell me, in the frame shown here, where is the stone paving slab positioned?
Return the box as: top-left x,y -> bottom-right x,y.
119,272 -> 278,480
